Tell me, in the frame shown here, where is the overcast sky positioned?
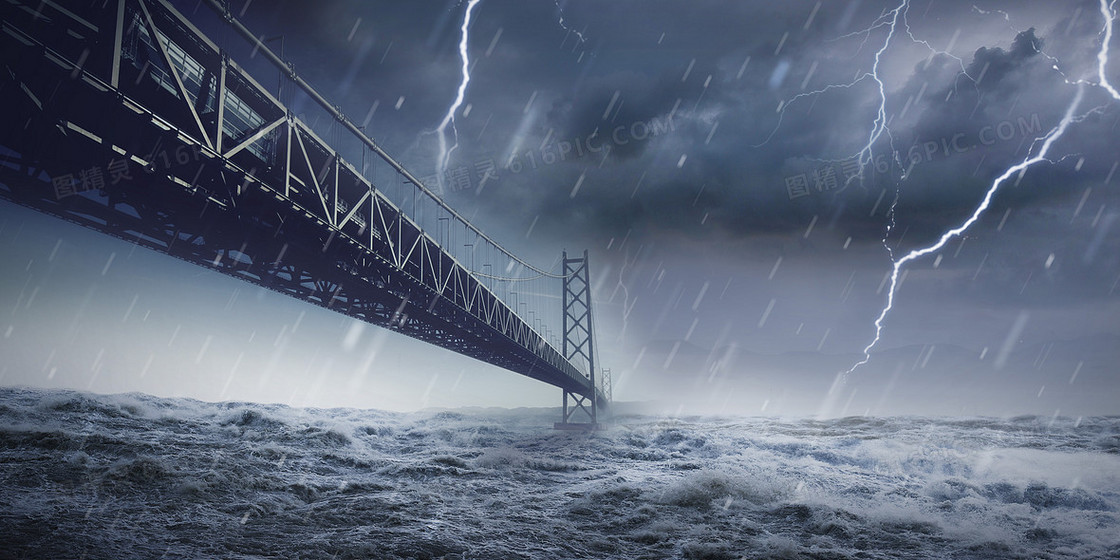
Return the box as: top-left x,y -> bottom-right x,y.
2,0 -> 1118,416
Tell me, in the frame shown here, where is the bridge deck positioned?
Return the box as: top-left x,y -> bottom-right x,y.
0,0 -> 607,409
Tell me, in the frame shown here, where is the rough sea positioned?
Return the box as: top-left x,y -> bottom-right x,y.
1,387 -> 1117,559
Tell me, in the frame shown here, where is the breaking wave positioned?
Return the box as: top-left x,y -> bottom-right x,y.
1,387 -> 1117,559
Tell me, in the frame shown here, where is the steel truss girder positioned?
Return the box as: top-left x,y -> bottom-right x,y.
0,0 -> 604,401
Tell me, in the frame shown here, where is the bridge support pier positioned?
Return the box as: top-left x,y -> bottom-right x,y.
555,390 -> 598,431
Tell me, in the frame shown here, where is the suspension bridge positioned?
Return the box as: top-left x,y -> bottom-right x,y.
0,0 -> 610,427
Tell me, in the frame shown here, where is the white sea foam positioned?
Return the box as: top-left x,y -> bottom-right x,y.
1,386 -> 1117,559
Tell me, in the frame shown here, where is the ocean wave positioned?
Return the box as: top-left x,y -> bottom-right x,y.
1,386 -> 1118,559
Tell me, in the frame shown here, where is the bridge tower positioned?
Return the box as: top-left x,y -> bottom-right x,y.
556,249 -> 603,430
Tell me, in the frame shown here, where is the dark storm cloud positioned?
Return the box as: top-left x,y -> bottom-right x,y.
888,28 -> 1073,217
545,68 -> 703,160
189,0 -> 1119,246
903,29 -> 1047,148
968,28 -> 1043,90
698,27 -> 1088,239
486,1 -> 1116,251
200,0 -> 1119,295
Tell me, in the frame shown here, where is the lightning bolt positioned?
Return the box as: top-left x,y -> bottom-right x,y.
844,0 -> 1120,378
972,5 -> 1080,86
975,1 -> 1118,99
754,0 -> 977,189
749,2 -> 906,164
434,0 -> 482,192
853,4 -> 904,181
1098,0 -> 1120,100
845,85 -> 1086,376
